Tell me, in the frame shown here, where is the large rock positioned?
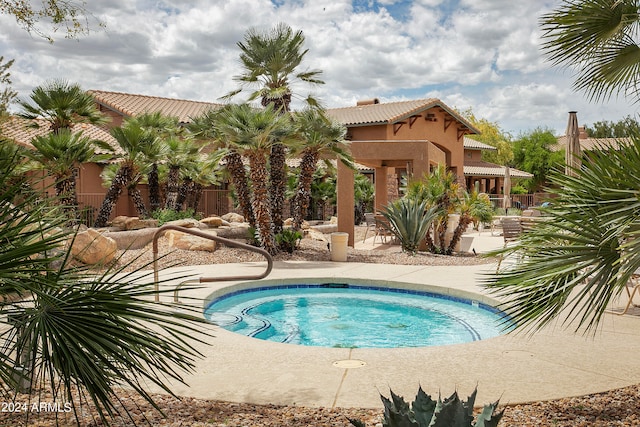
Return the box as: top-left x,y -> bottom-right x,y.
71,228 -> 117,265
165,218 -> 203,229
103,227 -> 159,250
165,229 -> 218,252
221,212 -> 244,223
201,216 -> 224,227
125,217 -> 158,230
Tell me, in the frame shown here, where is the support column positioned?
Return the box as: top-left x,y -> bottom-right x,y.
374,166 -> 388,212
337,160 -> 355,247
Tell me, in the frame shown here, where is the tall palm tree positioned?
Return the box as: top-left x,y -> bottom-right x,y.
189,108 -> 256,226
0,149 -> 206,426
217,104 -> 291,255
27,129 -> 110,222
540,0 -> 640,103
18,79 -> 108,133
178,149 -> 225,212
291,109 -> 354,229
485,137 -> 640,333
94,122 -> 156,227
226,23 -> 324,234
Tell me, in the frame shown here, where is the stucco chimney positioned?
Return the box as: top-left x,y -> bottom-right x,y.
356,98 -> 380,106
578,126 -> 588,139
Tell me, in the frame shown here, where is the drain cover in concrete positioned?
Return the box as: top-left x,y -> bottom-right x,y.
332,359 -> 366,368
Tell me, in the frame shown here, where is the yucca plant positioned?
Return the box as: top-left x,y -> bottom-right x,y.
380,198 -> 438,254
275,228 -> 303,253
348,386 -> 503,427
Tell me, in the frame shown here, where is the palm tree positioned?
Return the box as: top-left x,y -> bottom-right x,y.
0,148 -> 206,426
226,23 -> 324,234
27,129 -> 110,222
485,137 -> 640,333
163,135 -> 202,211
540,0 -> 640,103
18,79 -> 107,133
94,122 -> 156,227
179,149 -> 225,212
129,112 -> 177,211
217,104 -> 291,255
291,109 -> 354,229
189,108 -> 256,226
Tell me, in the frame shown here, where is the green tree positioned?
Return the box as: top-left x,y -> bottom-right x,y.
163,135 -> 202,211
461,109 -> 513,165
189,107 -> 256,227
291,108 -> 353,230
0,0 -> 102,42
217,103 -> 292,255
18,79 -> 108,134
0,149 -> 205,426
27,129 -> 109,222
226,23 -> 324,234
512,128 -> 564,192
540,0 -> 640,104
584,115 -> 640,137
94,121 -> 156,227
0,56 -> 16,120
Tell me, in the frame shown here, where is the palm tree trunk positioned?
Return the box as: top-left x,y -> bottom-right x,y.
189,182 -> 203,212
94,166 -> 133,227
293,149 -> 318,229
269,142 -> 286,234
225,151 -> 255,226
175,178 -> 191,212
164,166 -> 180,210
56,174 -> 79,224
128,185 -> 148,218
447,215 -> 473,255
248,152 -> 277,255
148,163 -> 161,212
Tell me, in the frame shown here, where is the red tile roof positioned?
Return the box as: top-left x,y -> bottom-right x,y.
88,90 -> 221,123
464,161 -> 532,178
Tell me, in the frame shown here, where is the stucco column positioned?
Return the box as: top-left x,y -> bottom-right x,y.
374,166 -> 388,212
337,160 -> 355,247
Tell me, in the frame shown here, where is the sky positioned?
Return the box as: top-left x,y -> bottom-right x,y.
1,0 -> 638,137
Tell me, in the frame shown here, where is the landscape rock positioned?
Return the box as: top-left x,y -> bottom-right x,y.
103,227 -> 159,250
201,216 -> 224,227
165,229 -> 218,252
125,217 -> 158,230
165,218 -> 203,229
221,212 -> 244,223
71,228 -> 117,265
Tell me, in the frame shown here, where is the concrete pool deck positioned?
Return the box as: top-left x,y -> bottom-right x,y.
148,233 -> 640,409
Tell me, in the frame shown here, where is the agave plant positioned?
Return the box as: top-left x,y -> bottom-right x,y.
380,198 -> 438,254
349,386 -> 503,427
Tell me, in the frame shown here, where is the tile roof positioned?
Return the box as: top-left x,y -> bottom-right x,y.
1,116 -> 120,155
88,90 -> 221,123
463,136 -> 496,151
326,98 -> 479,133
554,135 -> 632,152
464,161 -> 533,178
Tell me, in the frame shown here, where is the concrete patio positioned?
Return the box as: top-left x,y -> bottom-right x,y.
145,232 -> 640,409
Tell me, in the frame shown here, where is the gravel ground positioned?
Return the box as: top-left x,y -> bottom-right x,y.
12,226 -> 639,426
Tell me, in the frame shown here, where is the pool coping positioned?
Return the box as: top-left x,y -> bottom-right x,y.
149,260 -> 640,409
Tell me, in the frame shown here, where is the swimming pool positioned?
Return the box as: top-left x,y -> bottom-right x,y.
204,282 -> 510,348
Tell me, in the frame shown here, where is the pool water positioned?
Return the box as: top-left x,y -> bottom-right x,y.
204,284 -> 508,348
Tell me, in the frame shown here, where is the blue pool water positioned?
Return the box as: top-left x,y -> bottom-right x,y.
204,284 -> 509,348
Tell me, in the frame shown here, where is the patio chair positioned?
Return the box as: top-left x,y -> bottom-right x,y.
362,213 -> 377,242
611,270 -> 640,316
373,214 -> 395,245
495,217 -> 523,272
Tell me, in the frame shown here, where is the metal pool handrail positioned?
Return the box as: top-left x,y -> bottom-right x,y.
152,224 -> 273,303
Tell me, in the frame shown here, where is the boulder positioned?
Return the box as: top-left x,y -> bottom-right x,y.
307,229 -> 329,242
221,212 -> 244,223
125,217 -> 158,230
165,229 -> 218,252
201,216 -> 224,227
71,228 -> 117,265
165,218 -> 203,229
103,227 -> 158,250
110,216 -> 130,231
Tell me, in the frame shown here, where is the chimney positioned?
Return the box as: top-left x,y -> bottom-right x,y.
356,98 -> 380,106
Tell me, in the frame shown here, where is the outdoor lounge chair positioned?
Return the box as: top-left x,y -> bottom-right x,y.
495,217 -> 523,272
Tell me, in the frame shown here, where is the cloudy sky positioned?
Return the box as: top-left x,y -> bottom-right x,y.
1,0 -> 638,137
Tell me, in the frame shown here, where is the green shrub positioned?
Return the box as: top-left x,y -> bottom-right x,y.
150,208 -> 200,225
349,386 -> 504,427
380,199 -> 438,255
275,228 -> 303,253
